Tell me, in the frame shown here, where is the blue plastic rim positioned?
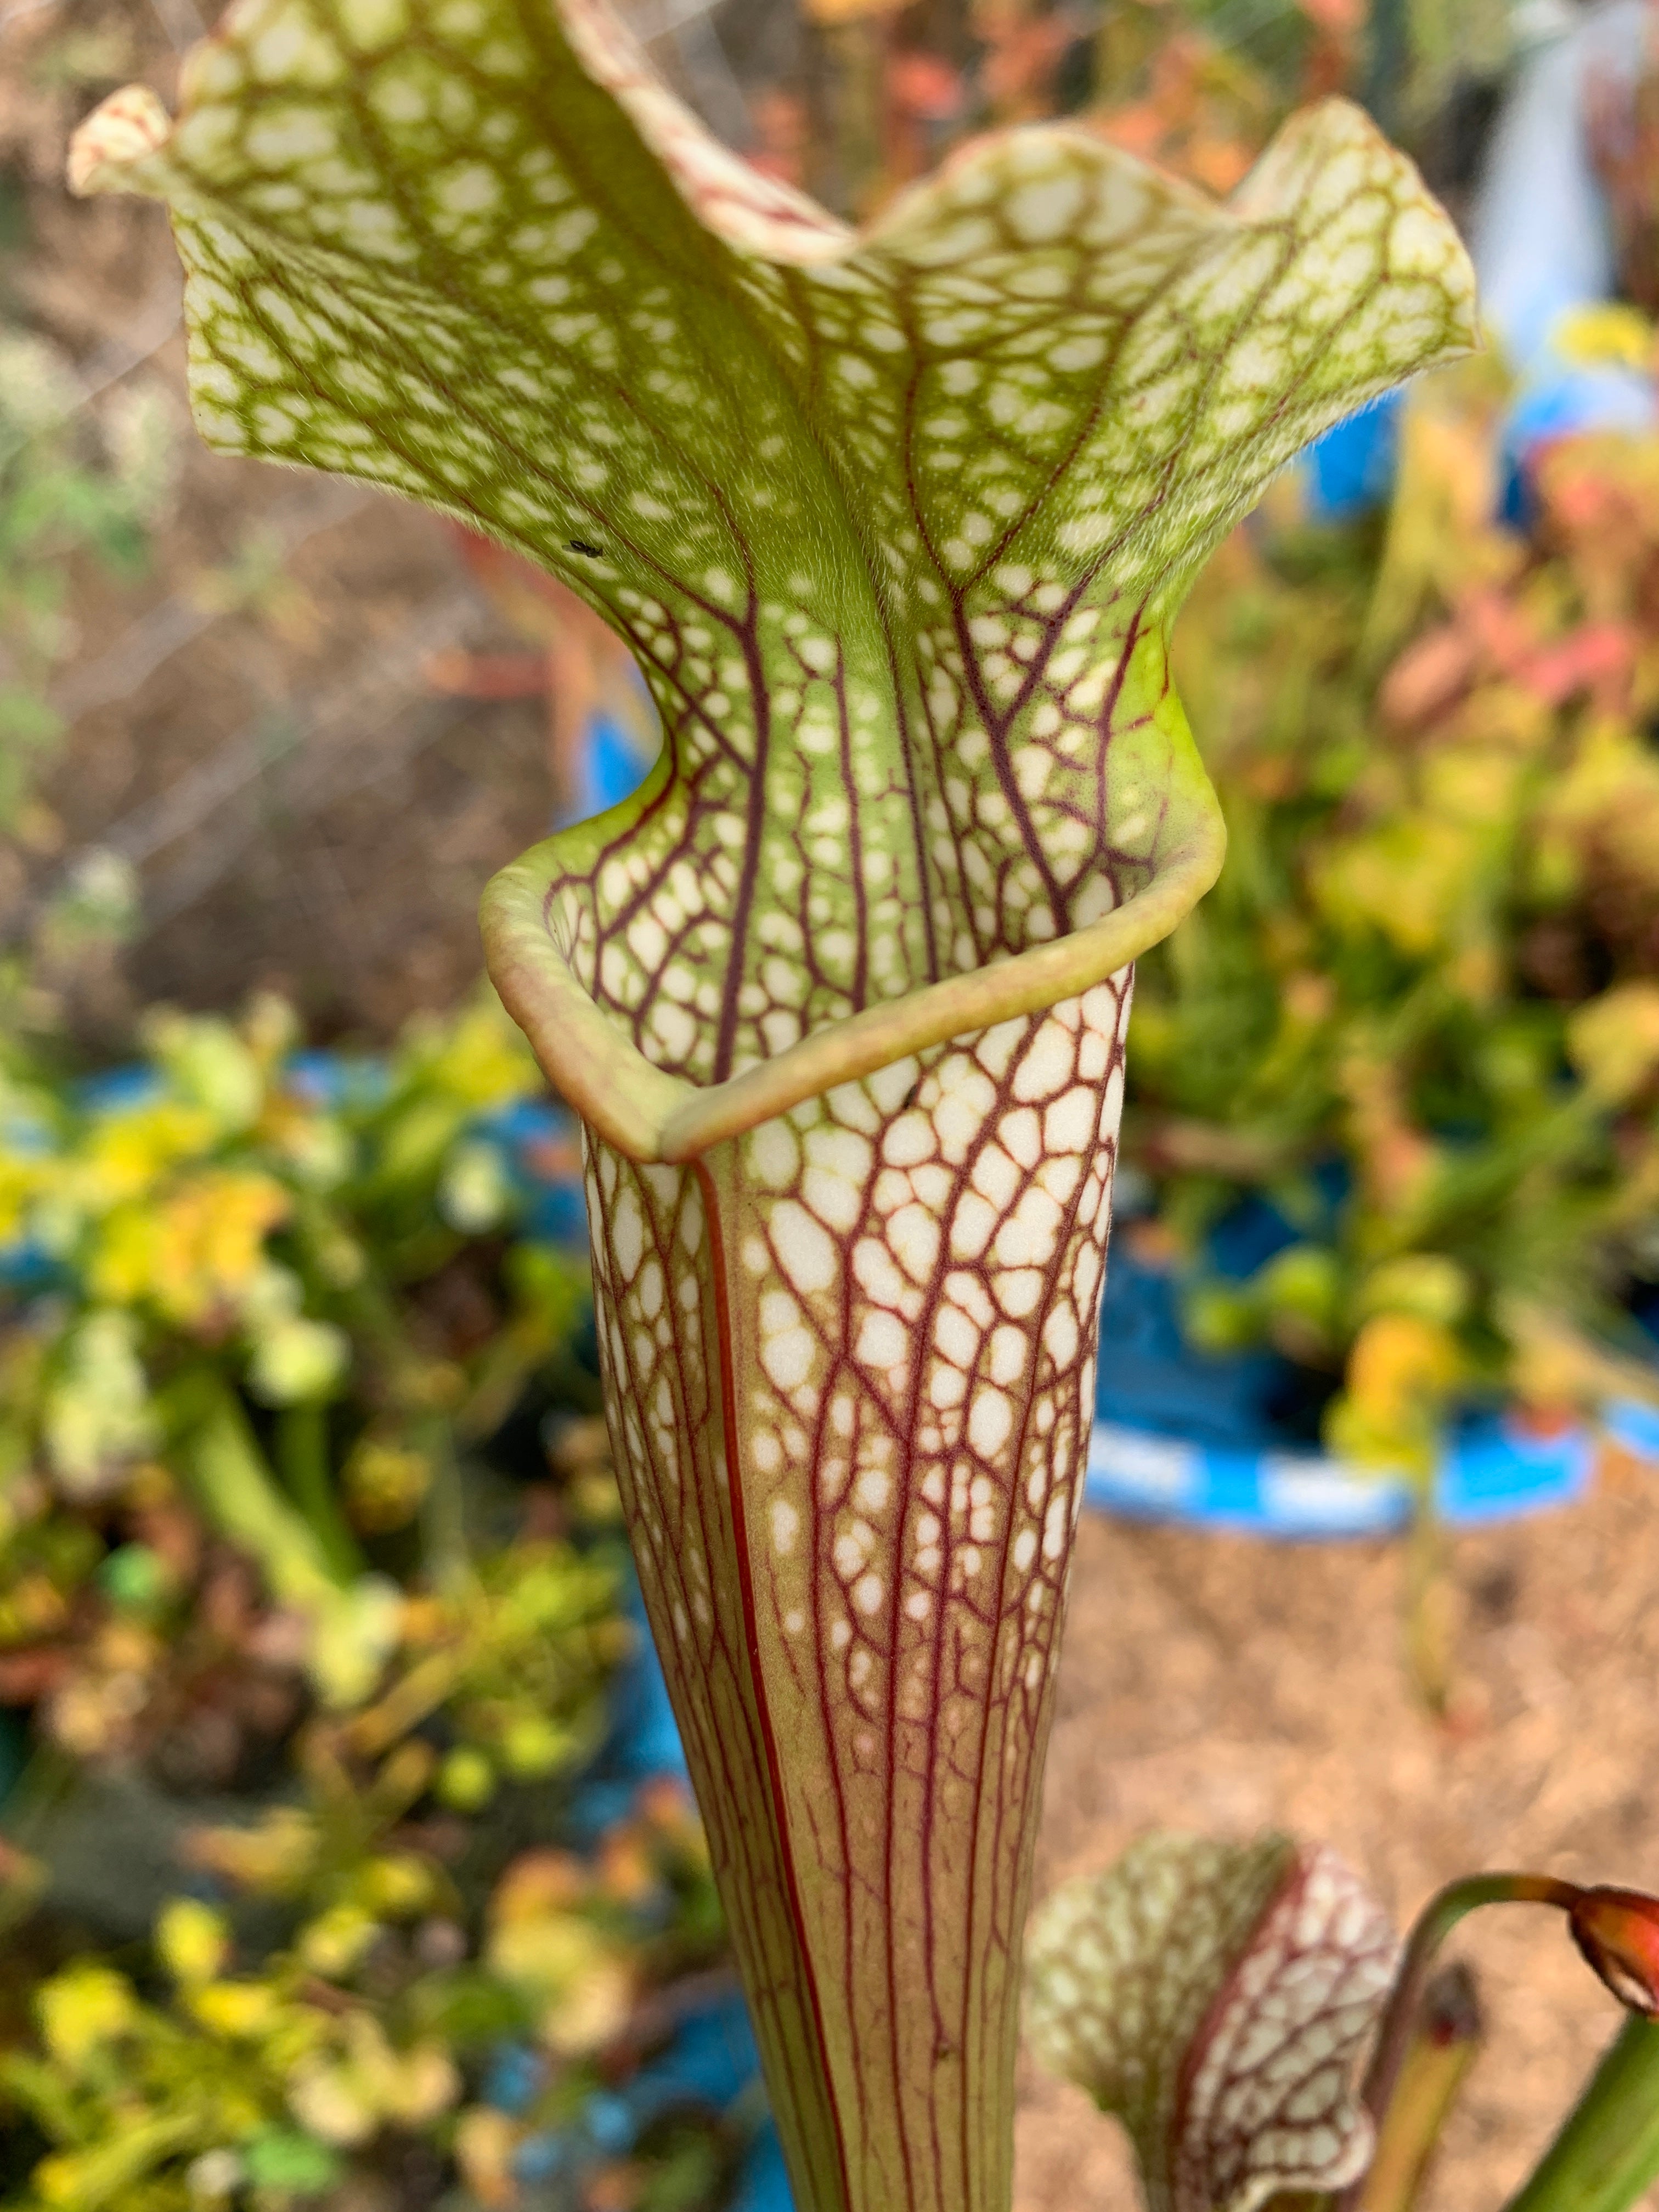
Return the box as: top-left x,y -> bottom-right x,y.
1083,1409 -> 1602,1540
1088,1232 -> 1638,1539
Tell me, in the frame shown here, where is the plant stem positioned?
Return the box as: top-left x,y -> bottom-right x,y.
1501,2016 -> 1659,2212
416,1412 -> 471,1596
1357,1962 -> 1482,2212
162,1372 -> 351,1609
1339,1874 -> 1581,2212
38,2108 -> 200,2211
1402,1502 -> 1452,1717
275,1400 -> 364,1581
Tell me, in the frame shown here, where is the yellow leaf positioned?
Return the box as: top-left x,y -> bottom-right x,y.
189,1978 -> 283,2039
38,1963 -> 137,2069
1568,983 -> 1659,1103
1555,302 -> 1657,372
454,2107 -> 524,2209
87,1169 -> 291,1325
297,1904 -> 380,1980
1325,1312 -> 1463,1479
156,1896 -> 230,1986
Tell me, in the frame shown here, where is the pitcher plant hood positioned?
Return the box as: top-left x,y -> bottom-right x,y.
71,18 -> 1475,2212
72,17 -> 1474,1162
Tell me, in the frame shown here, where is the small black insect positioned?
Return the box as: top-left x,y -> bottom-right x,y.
902,1080 -> 921,1110
568,539 -> 603,558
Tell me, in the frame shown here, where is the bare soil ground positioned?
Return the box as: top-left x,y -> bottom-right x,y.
1017,1459 -> 1659,2211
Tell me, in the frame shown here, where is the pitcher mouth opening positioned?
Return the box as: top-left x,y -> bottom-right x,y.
480,795 -> 1224,1165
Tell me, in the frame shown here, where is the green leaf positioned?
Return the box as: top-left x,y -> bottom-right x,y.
1026,1832 -> 1398,2212
1503,2016 -> 1659,2212
70,21 -> 1474,2212
242,2126 -> 344,2192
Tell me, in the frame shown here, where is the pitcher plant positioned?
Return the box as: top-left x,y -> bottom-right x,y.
70,13 -> 1475,2208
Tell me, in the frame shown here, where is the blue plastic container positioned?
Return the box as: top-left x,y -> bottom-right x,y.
1090,1229 -> 1612,1539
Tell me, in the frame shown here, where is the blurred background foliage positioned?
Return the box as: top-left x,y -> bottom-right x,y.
1131,346 -> 1659,1483
0,987 -> 744,2212
2,0 -> 1659,2202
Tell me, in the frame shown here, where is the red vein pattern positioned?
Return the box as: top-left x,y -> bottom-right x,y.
590,983 -> 1128,2207
1026,1832 -> 1398,2212
70,11 -> 1475,2205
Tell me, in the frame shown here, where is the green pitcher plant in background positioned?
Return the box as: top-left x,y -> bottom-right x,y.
69,10 -> 1475,2207
1025,1832 -> 1401,2212
1027,1833 -> 1659,2212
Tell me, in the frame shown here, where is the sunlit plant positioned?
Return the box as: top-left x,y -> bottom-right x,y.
70,10 -> 1475,2207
